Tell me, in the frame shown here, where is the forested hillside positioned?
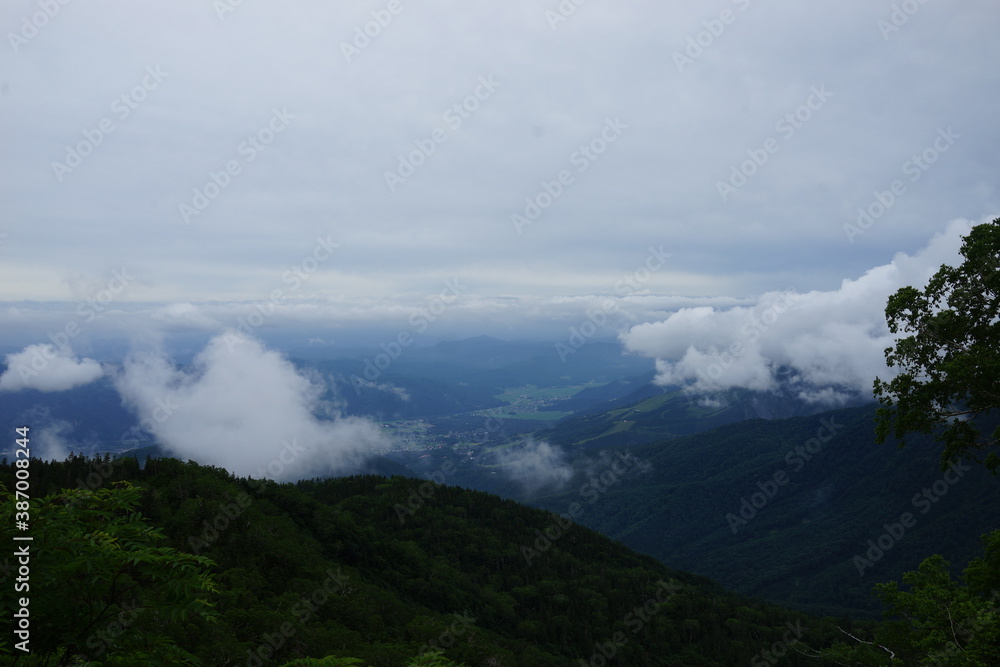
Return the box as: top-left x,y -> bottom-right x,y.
0,455 -> 850,665
528,403 -> 1000,617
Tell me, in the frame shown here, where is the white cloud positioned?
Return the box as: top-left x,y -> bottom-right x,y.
494,438 -> 574,493
112,333 -> 392,480
33,420 -> 75,461
621,219 -> 977,403
0,344 -> 104,392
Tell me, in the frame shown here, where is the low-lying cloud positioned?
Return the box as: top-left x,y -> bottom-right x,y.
494,438 -> 574,494
620,219 -> 976,404
33,419 -> 76,461
113,333 -> 392,481
0,344 -> 104,392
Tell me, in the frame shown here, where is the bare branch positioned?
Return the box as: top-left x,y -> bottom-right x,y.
837,627 -> 896,660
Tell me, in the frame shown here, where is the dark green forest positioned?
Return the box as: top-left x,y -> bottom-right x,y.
2,453 -> 997,665
0,455 -> 860,665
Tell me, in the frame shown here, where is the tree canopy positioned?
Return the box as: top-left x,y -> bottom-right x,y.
874,217 -> 1000,473
0,481 -> 218,665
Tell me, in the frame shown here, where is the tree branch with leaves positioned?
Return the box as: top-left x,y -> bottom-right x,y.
874,217 -> 1000,473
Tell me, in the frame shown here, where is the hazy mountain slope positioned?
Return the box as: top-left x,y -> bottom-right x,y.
527,404 -> 1000,617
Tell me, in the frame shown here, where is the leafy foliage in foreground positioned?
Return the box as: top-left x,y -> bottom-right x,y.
0,479 -> 217,665
812,531 -> 1000,665
1,455 -> 851,665
874,217 -> 1000,473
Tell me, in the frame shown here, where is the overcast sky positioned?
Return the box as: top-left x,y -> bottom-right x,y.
1,0 -> 998,351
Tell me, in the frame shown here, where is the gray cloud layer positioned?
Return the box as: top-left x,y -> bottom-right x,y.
2,1 -> 997,310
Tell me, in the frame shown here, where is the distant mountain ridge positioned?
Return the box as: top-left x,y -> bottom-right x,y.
535,382 -> 871,450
